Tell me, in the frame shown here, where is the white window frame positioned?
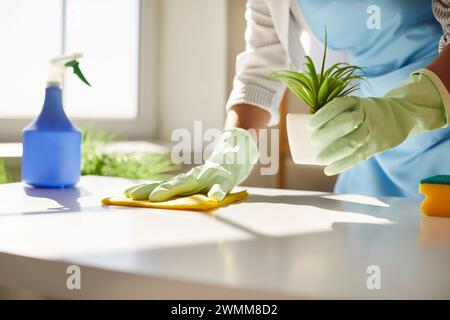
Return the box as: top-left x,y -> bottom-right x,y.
0,0 -> 159,142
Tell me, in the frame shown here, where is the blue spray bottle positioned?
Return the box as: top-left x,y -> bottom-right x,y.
22,53 -> 91,188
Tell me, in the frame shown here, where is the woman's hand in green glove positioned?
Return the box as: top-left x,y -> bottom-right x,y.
308,69 -> 449,176
126,128 -> 259,202
124,181 -> 161,200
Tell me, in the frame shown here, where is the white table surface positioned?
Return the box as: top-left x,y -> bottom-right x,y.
0,176 -> 448,299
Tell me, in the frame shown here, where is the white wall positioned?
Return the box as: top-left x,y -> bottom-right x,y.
226,0 -> 246,95
158,0 -> 228,140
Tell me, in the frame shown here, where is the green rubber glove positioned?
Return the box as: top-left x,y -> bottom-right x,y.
308,69 -> 449,176
127,128 -> 259,202
124,181 -> 161,200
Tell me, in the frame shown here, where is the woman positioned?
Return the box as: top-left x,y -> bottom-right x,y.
129,0 -> 450,201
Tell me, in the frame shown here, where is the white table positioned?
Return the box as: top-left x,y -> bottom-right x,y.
0,176 -> 448,299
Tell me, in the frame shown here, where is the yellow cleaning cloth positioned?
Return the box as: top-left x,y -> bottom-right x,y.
101,190 -> 248,212
419,175 -> 450,217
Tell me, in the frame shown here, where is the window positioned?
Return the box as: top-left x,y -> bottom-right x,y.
0,0 -> 62,118
0,0 -> 157,141
64,0 -> 139,119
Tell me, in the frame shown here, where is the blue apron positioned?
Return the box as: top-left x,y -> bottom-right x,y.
298,0 -> 450,198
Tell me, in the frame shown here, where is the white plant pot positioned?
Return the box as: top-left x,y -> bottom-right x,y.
286,113 -> 321,165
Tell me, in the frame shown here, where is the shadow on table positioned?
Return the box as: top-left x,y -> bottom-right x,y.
245,193 -> 419,221
207,192 -> 422,239
19,185 -> 95,215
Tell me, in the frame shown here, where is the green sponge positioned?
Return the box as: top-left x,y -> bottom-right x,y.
420,175 -> 450,185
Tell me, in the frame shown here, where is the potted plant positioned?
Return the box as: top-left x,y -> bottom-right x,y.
271,28 -> 366,165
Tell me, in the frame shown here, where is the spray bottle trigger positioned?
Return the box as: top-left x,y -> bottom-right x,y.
64,60 -> 91,87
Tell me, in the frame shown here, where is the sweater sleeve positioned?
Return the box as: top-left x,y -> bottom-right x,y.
432,0 -> 450,52
226,0 -> 289,126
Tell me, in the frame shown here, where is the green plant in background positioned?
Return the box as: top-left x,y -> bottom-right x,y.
81,129 -> 179,180
271,27 -> 366,114
0,159 -> 7,184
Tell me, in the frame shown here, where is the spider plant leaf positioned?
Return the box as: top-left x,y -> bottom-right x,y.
320,26 -> 328,79
324,76 -> 342,94
272,74 -> 309,94
271,71 -> 313,91
331,66 -> 359,80
330,65 -> 363,78
285,79 -> 315,107
289,88 -> 314,107
317,77 -> 331,106
274,70 -> 319,103
304,56 -> 319,91
338,84 -> 360,97
326,82 -> 348,102
294,72 -> 316,92
271,71 -> 317,108
341,75 -> 367,84
323,62 -> 347,79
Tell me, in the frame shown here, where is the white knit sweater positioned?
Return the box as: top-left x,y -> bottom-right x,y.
433,0 -> 450,52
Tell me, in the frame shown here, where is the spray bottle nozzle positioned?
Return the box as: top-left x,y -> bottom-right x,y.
47,52 -> 91,87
